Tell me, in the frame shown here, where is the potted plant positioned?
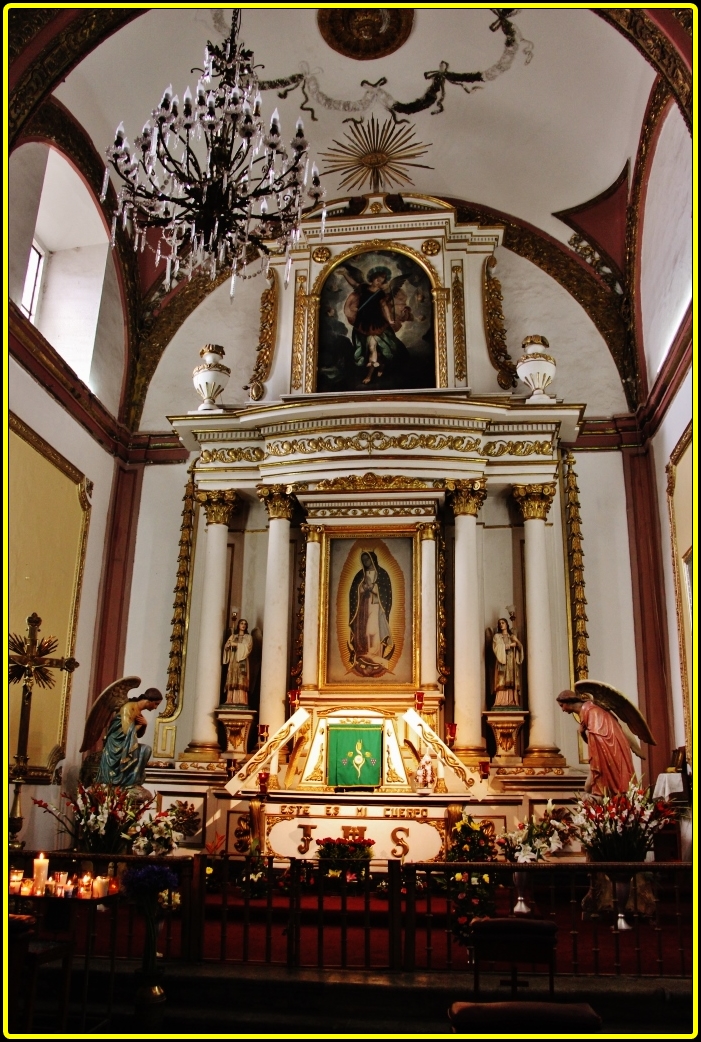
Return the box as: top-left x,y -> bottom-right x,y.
444,814 -> 497,945
315,836 -> 374,886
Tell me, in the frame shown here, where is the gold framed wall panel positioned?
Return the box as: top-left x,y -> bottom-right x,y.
318,525 -> 421,694
8,412 -> 91,781
666,421 -> 692,766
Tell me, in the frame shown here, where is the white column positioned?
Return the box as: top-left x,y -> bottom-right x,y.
418,523 -> 439,689
513,483 -> 563,763
301,525 -> 323,690
258,485 -> 294,734
451,480 -> 487,759
186,490 -> 237,756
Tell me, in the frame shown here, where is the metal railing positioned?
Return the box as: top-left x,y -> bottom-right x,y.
11,850 -> 692,978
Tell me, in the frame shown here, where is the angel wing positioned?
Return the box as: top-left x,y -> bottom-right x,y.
574,679 -> 656,746
80,676 -> 141,752
337,262 -> 365,287
387,274 -> 409,299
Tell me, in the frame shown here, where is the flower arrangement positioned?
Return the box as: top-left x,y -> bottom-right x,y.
446,812 -> 497,863
315,837 -> 375,863
33,784 -> 150,853
126,810 -> 183,856
497,802 -> 575,863
443,814 -> 498,945
572,782 -> 676,862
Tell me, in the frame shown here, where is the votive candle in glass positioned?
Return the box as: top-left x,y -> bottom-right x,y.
20,878 -> 34,896
33,853 -> 49,895
10,869 -> 24,894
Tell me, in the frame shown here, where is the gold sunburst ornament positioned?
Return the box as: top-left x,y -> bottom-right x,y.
320,116 -> 433,193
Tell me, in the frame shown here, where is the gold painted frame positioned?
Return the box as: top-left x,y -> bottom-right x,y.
666,421 -> 693,766
299,239 -> 449,393
8,412 -> 91,782
318,525 -> 420,693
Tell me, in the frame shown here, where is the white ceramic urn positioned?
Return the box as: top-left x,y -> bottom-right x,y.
516,335 -> 556,404
192,344 -> 231,411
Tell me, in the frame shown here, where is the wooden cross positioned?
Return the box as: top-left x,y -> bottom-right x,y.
8,612 -> 79,781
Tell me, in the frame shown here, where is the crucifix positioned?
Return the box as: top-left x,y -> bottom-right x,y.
8,612 -> 79,849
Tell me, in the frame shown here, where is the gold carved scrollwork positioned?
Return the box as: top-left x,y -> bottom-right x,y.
199,447 -> 265,465
311,240 -> 442,296
451,262 -> 467,383
257,484 -> 296,520
449,478 -> 488,517
290,535 -> 306,683
483,255 -> 518,390
421,239 -> 441,256
433,286 -> 450,388
316,473 -> 428,491
512,483 -> 557,521
479,440 -> 553,458
312,246 -> 331,263
562,452 -> 590,682
307,744 -> 326,782
266,431 -> 481,457
304,295 -> 320,393
162,469 -> 197,718
290,271 -> 308,391
245,269 -> 279,401
195,488 -> 237,526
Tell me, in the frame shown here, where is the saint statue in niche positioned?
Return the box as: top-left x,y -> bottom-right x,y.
223,616 -> 253,705
490,616 -> 523,706
348,550 -> 394,677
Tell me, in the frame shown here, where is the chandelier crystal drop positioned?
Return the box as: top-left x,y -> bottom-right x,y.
102,10 -> 323,293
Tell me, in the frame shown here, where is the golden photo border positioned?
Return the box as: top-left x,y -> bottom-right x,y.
318,524 -> 421,693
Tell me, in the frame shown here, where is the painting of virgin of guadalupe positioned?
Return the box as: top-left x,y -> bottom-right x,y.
325,535 -> 415,688
316,249 -> 436,393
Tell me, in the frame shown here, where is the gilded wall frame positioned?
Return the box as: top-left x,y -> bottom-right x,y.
665,421 -> 692,766
298,239 -> 448,393
8,412 -> 91,782
319,525 -> 420,693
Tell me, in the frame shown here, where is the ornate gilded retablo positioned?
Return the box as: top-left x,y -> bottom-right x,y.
318,9 -> 414,61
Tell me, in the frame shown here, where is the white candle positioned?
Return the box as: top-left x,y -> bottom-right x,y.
33,854 -> 49,895
92,876 -> 109,899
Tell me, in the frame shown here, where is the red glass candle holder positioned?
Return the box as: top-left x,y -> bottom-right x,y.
445,723 -> 457,748
414,691 -> 425,711
288,689 -> 300,711
257,771 -> 270,794
478,759 -> 490,781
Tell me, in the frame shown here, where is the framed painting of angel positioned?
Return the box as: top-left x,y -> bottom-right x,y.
315,247 -> 436,393
320,527 -> 419,692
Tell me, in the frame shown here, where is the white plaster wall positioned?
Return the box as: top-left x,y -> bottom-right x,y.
8,142 -> 49,304
493,246 -> 629,416
640,106 -> 692,382
9,355 -> 116,845
123,461 -> 194,754
651,369 -> 692,749
140,276 -> 263,430
90,249 -> 126,416
573,451 -> 639,704
36,242 -> 109,384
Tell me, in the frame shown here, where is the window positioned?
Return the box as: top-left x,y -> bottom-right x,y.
20,241 -> 44,322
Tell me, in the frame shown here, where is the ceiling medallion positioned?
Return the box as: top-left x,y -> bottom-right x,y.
320,115 -> 432,194
318,9 -> 414,61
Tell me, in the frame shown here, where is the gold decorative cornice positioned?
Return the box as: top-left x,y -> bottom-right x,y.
198,447 -> 265,465
266,431 -> 481,457
480,440 -> 552,458
316,473 -> 428,491
9,9 -> 142,146
483,256 -> 518,390
257,484 -> 295,520
301,524 -> 324,543
291,271 -> 308,392
512,482 -> 556,521
594,10 -> 691,132
449,479 -> 488,517
562,452 -> 589,682
162,471 -> 197,719
195,489 -> 237,526
416,522 -> 438,541
245,268 -> 279,402
451,262 -> 467,384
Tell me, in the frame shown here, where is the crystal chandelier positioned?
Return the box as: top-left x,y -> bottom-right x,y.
102,10 -> 323,295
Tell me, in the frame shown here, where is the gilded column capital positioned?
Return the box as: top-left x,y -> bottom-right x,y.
449,478 -> 487,517
416,521 -> 438,541
195,488 -> 237,526
512,482 -> 557,521
258,484 -> 295,520
301,523 -> 323,543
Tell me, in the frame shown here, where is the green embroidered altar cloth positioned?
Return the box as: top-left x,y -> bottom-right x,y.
327,724 -> 383,787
